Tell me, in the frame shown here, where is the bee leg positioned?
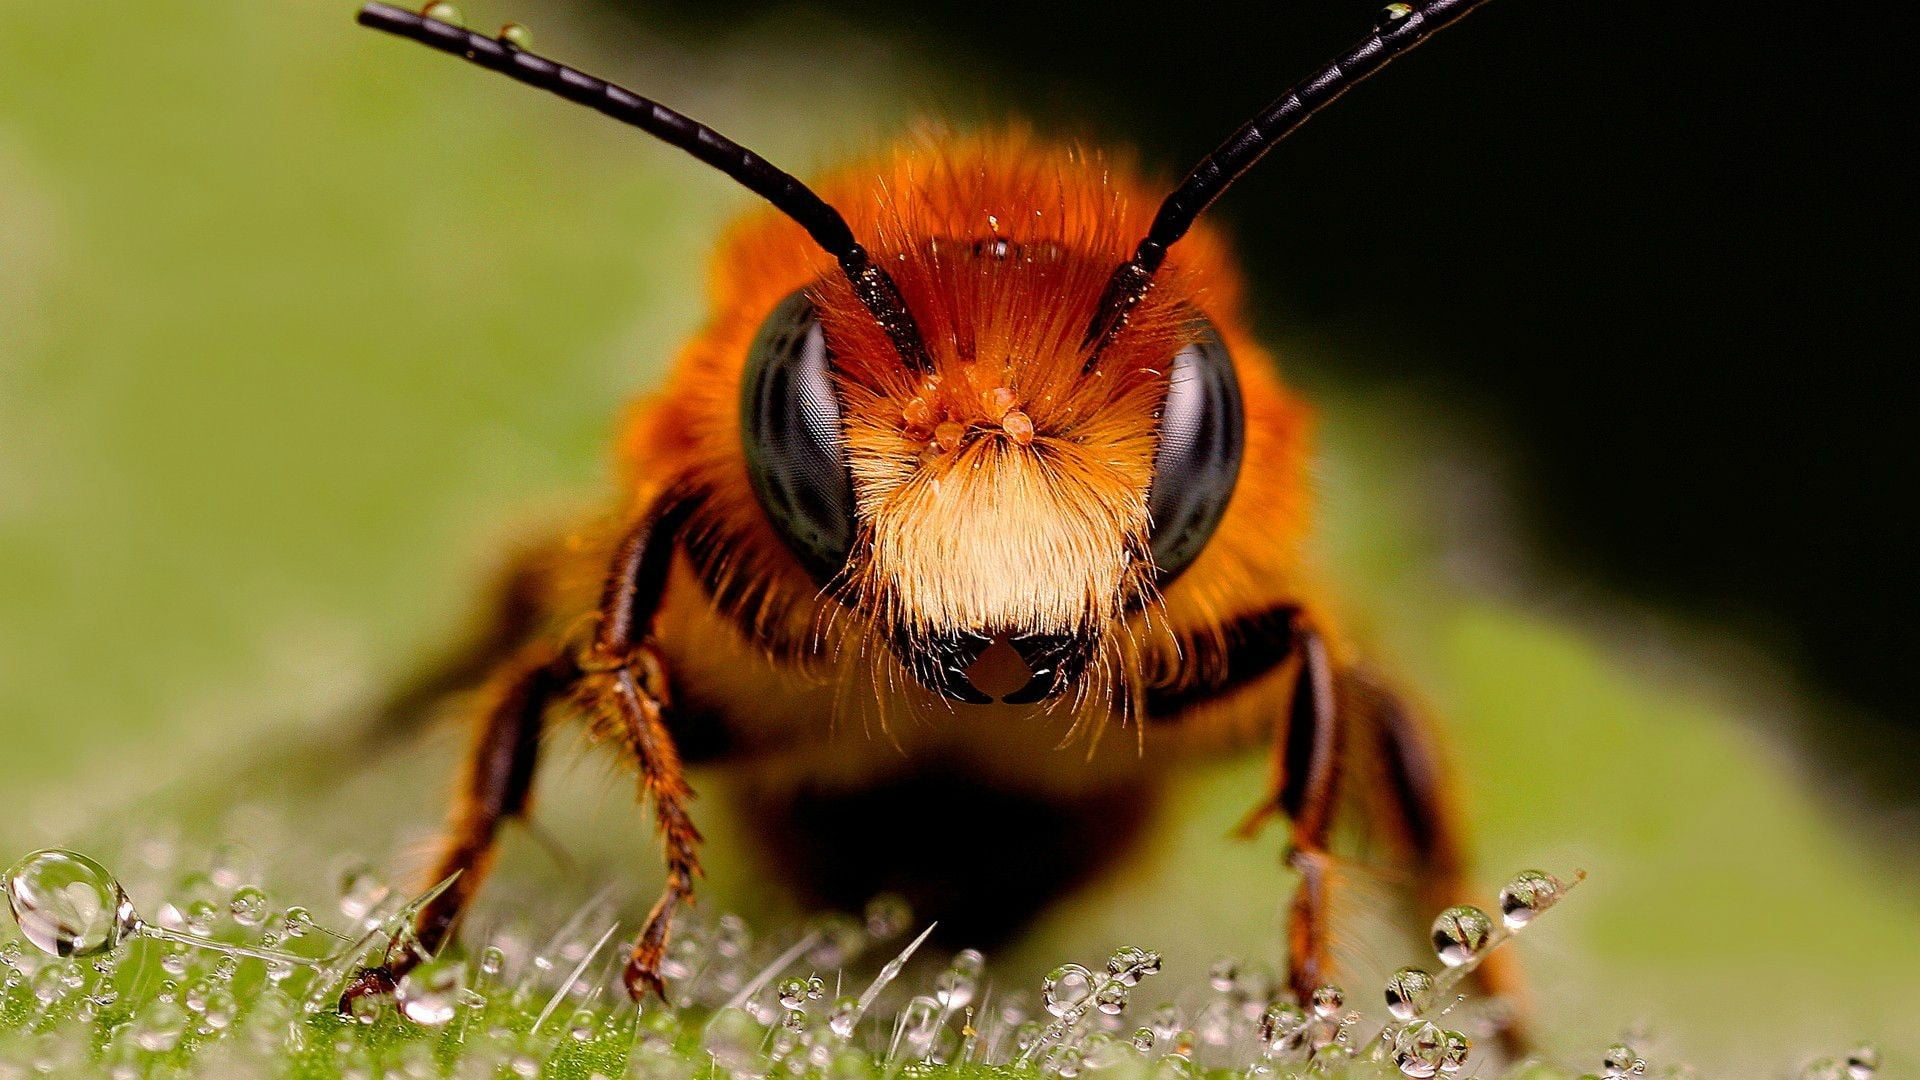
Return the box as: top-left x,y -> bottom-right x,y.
1275,616 -> 1345,1003
1359,670 -> 1529,1053
573,645 -> 701,1002
339,644 -> 561,1011
568,485 -> 705,1003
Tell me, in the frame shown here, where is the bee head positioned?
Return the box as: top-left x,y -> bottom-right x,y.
734,137 -> 1244,704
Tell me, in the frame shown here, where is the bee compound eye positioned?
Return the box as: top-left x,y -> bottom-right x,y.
740,289 -> 856,584
1145,318 -> 1245,583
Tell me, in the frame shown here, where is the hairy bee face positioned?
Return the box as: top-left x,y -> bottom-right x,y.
741,241 -> 1245,704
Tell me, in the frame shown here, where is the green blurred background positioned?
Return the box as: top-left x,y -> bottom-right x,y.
1,0 -> 1914,1072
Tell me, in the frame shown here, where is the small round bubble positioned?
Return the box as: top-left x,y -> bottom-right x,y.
1378,3 -> 1415,31
1393,1022 -> 1446,1078
778,976 -> 811,1010
421,1 -> 463,25
1041,963 -> 1095,1017
497,22 -> 531,49
1207,956 -> 1239,992
828,996 -> 860,1038
133,998 -> 190,1052
1384,966 -> 1436,1021
1310,984 -> 1345,1018
397,958 -> 463,1026
227,887 -> 268,927
3,849 -> 140,958
1498,870 -> 1561,929
935,966 -> 977,1010
864,894 -> 912,940
1430,906 -> 1493,967
1438,1030 -> 1471,1074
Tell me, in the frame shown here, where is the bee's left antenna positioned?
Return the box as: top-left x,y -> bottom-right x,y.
353,2 -> 934,374
1085,0 -> 1496,359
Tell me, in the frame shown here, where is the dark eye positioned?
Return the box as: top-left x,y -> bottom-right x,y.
741,289 -> 855,584
1146,320 -> 1245,582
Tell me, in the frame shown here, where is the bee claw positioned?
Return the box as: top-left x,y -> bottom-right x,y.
337,965 -> 398,1015
622,956 -> 669,1004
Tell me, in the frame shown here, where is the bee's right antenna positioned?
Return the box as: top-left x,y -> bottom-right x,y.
353,2 -> 935,375
1085,0 -> 1496,360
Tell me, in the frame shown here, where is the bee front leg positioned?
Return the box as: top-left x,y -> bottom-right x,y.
1274,616 -> 1345,1002
569,484 -> 705,1003
339,643 -> 563,1011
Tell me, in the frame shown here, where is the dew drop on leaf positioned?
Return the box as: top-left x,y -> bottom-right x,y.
3,849 -> 140,958
1429,906 -> 1493,967
397,957 -> 463,1026
1393,1021 -> 1446,1078
1498,869 -> 1562,929
1384,965 -> 1436,1021
1041,963 -> 1094,1018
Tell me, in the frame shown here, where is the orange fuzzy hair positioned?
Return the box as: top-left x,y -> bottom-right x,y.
619,130 -> 1316,725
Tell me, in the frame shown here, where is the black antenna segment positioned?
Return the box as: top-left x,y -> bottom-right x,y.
355,2 -> 933,373
1086,0 -> 1494,359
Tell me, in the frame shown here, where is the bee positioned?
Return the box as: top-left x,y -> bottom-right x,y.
345,0 -> 1522,1038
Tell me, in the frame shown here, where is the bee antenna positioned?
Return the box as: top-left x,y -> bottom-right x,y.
1085,0 -> 1494,361
354,2 -> 934,373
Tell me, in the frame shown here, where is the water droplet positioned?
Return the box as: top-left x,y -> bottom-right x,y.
1106,945 -> 1161,986
864,894 -> 911,940
1498,870 -> 1562,930
1260,1001 -> 1308,1054
346,985 -> 385,1025
201,987 -> 238,1031
1132,1027 -> 1155,1053
1093,979 -> 1128,1015
421,1 -> 463,25
478,944 -> 507,979
1041,963 -> 1094,1018
3,849 -> 140,958
1603,1042 -> 1648,1077
705,1007 -> 761,1071
397,957 -> 462,1026
1429,906 -> 1493,967
1384,966 -> 1436,1021
337,863 -> 388,922
1393,1022 -> 1446,1078
1847,1045 -> 1881,1079
935,966 -> 976,1010
778,976 -> 812,1010
184,899 -> 218,935
279,906 -> 314,939
1149,1004 -> 1183,1044
714,913 -> 752,958
1206,956 -> 1238,993
497,22 -> 532,49
1438,1030 -> 1471,1074
828,995 -> 860,1038
1310,984 -> 1345,1018
899,995 -> 942,1057
134,998 -> 190,1052
1378,3 -> 1415,32
206,842 -> 258,891
227,887 -> 268,928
